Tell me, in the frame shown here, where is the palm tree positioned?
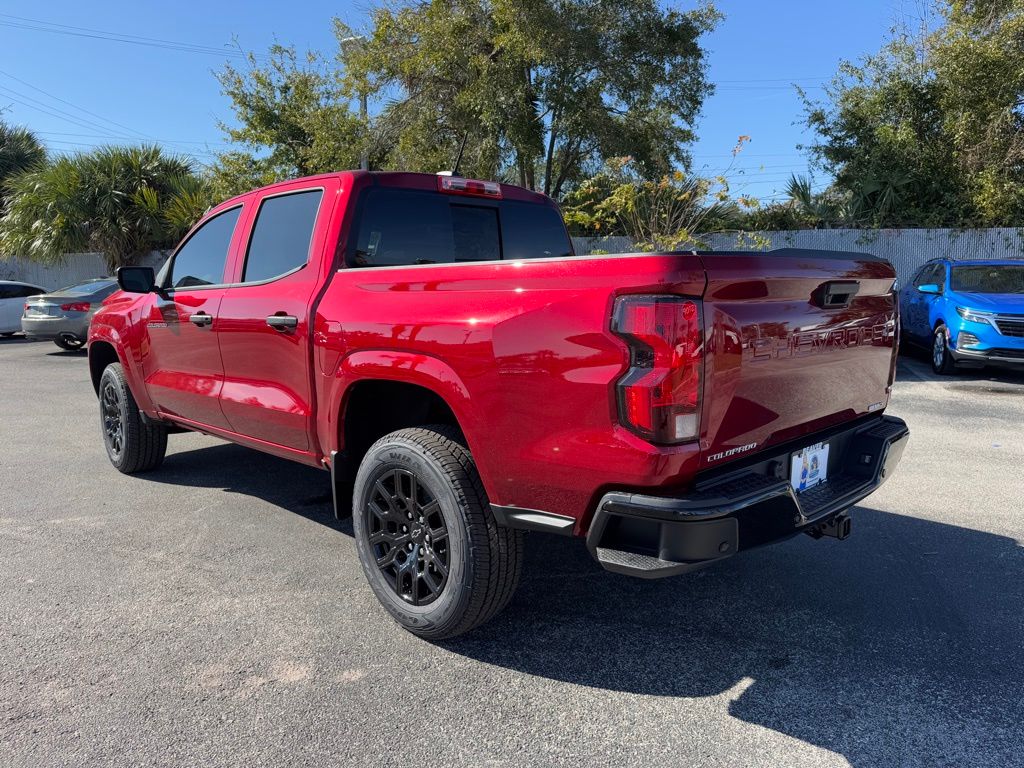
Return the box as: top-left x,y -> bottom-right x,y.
0,145 -> 214,272
0,121 -> 46,211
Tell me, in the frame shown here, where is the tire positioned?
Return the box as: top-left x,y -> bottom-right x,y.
352,426 -> 523,640
98,362 -> 168,473
1,332 -> 16,338
55,335 -> 85,351
931,324 -> 958,375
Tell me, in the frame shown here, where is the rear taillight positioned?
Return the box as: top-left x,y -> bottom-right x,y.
437,175 -> 502,199
60,302 -> 90,312
611,295 -> 703,445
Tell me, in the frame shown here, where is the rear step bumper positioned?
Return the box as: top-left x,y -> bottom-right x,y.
586,415 -> 909,578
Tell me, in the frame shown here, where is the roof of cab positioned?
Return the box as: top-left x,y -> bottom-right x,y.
213,170 -> 555,211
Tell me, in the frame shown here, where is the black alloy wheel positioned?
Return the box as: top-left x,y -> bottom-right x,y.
101,377 -> 125,460
365,468 -> 451,605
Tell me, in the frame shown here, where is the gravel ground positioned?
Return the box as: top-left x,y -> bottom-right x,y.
1,336 -> 1022,768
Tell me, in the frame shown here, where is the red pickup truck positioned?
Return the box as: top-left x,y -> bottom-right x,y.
88,171 -> 909,639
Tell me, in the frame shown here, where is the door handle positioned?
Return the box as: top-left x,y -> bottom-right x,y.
188,312 -> 213,327
266,314 -> 298,332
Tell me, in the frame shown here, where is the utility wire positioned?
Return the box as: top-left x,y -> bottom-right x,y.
0,69 -> 151,140
0,13 -> 266,61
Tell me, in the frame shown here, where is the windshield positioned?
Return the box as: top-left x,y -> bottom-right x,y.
53,279 -> 116,296
950,265 -> 1024,294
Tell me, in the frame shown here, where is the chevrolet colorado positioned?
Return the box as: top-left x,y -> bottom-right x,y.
88,171 -> 909,638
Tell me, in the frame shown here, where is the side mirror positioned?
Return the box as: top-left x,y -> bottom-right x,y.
117,266 -> 156,294
917,283 -> 941,295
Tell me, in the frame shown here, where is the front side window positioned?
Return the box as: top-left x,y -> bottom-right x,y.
166,206 -> 242,289
242,189 -> 324,283
915,263 -> 943,289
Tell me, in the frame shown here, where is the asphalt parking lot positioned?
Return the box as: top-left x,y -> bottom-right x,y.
2,336 -> 1022,768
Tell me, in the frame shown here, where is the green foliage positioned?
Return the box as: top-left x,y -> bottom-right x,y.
803,1 -> 1024,227
211,45 -> 366,199
0,145 -> 213,271
563,139 -> 757,248
0,120 -> 46,212
338,0 -> 720,195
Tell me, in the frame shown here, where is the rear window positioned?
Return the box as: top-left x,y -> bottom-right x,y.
351,187 -> 572,267
55,280 -> 115,296
951,264 -> 1024,294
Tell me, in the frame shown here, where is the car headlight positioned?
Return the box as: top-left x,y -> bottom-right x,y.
956,306 -> 994,325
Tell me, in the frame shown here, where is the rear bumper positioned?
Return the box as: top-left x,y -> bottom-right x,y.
586,415 -> 909,578
20,315 -> 89,340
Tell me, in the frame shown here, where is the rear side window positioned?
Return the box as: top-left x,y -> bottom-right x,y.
242,189 -> 324,283
5,284 -> 45,298
351,188 -> 572,267
167,206 -> 242,289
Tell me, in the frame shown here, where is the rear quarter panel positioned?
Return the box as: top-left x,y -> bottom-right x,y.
315,253 -> 706,526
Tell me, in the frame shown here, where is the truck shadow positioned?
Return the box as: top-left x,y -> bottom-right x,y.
153,442 -> 350,533
445,509 -> 1024,766
145,443 -> 1023,764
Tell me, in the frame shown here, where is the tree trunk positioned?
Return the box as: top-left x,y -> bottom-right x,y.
543,118 -> 558,197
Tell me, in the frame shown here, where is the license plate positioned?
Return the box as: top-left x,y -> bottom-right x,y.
790,441 -> 830,493
29,305 -> 54,315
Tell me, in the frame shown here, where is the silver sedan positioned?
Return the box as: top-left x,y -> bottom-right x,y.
21,278 -> 119,350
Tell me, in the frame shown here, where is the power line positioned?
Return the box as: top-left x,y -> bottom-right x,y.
0,69 -> 150,141
42,138 -> 218,158
0,13 -> 267,61
0,85 -> 138,139
35,130 -> 231,149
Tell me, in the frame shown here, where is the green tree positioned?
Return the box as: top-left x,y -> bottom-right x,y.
803,1 -> 1024,227
0,120 -> 45,212
212,45 -> 366,199
338,0 -> 720,196
0,145 -> 212,272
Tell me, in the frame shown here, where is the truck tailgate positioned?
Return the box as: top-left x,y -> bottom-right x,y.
698,249 -> 898,469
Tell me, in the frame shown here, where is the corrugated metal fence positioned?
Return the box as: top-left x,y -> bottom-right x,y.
573,228 -> 1024,285
3,229 -> 1023,289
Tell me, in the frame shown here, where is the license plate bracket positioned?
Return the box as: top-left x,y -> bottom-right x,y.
790,441 -> 830,493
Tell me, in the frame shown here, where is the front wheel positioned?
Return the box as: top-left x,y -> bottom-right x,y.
931,325 -> 958,375
352,426 -> 523,640
98,363 -> 168,473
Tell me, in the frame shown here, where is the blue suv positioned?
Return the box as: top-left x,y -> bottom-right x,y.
900,259 -> 1024,374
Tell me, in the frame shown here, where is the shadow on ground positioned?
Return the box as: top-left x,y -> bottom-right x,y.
139,441 -> 1023,766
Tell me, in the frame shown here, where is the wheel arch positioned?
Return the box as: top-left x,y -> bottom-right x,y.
88,340 -> 121,395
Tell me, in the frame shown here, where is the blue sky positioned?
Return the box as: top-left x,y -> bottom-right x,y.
0,0 -> 905,202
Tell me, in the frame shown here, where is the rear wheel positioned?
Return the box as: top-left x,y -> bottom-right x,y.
98,363 -> 168,473
352,426 -> 523,640
55,335 -> 85,351
931,325 -> 958,375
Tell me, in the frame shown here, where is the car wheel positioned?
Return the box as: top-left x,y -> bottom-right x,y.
352,426 -> 523,640
931,325 -> 958,375
54,335 -> 85,351
0,332 -> 16,338
98,363 -> 168,473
